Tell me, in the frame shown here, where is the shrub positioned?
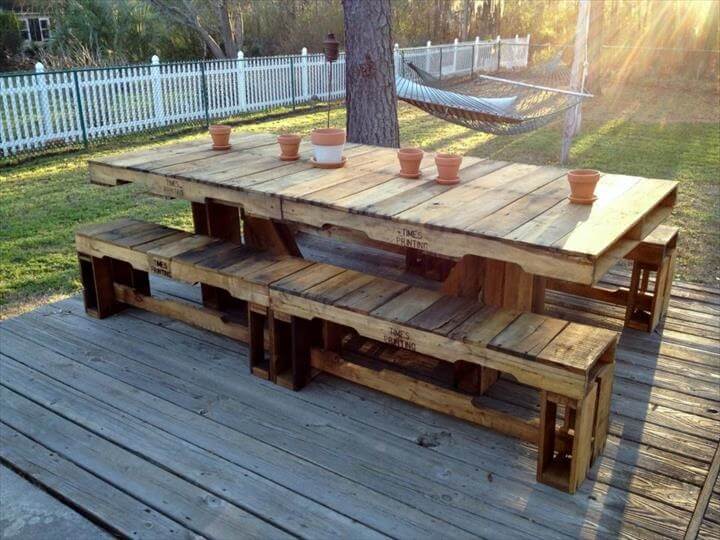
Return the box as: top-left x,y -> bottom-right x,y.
0,10 -> 22,58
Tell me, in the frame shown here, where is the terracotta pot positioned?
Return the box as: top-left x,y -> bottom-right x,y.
209,125 -> 231,149
567,169 -> 600,202
277,134 -> 301,160
310,128 -> 346,164
435,153 -> 463,184
397,147 -> 424,178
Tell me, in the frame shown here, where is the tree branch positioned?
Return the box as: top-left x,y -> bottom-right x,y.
148,0 -> 227,58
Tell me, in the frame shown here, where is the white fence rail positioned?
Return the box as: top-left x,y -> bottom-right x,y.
0,35 -> 529,157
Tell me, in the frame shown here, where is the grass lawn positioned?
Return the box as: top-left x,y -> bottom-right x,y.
2,83 -> 718,318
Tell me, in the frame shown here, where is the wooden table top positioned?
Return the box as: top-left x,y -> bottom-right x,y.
89,132 -> 678,284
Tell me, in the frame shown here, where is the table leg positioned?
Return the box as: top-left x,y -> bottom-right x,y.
485,259 -> 546,314
442,256 -> 546,394
243,213 -> 301,256
405,249 -> 455,281
191,201 -> 242,310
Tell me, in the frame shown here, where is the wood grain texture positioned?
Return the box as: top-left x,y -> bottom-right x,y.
88,132 -> 678,285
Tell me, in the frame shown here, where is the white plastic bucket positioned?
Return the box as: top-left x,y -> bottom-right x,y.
312,143 -> 345,163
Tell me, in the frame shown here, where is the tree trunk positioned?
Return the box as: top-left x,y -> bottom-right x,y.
460,0 -> 472,41
342,0 -> 400,147
586,0 -> 604,94
216,0 -> 238,58
560,0 -> 590,164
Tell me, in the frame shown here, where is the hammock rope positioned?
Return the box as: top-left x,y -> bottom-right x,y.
396,56 -> 592,136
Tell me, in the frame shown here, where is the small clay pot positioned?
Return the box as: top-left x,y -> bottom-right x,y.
209,125 -> 231,150
310,128 -> 346,164
277,134 -> 301,161
397,148 -> 424,178
435,153 -> 463,185
567,169 -> 600,203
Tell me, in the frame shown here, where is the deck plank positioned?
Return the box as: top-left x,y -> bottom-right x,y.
0,429 -> 186,539
0,379 -> 289,540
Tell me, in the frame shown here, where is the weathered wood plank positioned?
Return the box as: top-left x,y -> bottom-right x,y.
685,443 -> 720,539
369,287 -> 445,323
301,269 -> 377,304
488,313 -> 570,364
0,425 -> 189,539
0,380 -> 289,540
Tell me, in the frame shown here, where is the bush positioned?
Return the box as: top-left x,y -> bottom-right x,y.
0,10 -> 22,59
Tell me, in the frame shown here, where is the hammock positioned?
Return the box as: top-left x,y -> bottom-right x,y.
397,60 -> 591,135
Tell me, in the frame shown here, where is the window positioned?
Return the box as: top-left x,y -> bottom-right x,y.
39,18 -> 50,41
18,16 -> 50,43
20,18 -> 30,42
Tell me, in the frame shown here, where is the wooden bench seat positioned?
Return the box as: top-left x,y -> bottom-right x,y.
76,218 -> 617,493
547,224 -> 678,332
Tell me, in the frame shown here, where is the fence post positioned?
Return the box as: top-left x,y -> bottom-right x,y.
474,36 -> 480,72
452,38 -> 458,75
199,61 -> 210,127
34,62 -> 52,137
394,43 -> 400,75
236,51 -> 247,112
470,39 -> 475,76
72,70 -> 88,147
289,56 -> 296,110
300,47 -> 309,102
496,35 -> 502,71
525,34 -> 531,67
439,47 -> 443,81
425,40 -> 432,71
150,55 -> 166,126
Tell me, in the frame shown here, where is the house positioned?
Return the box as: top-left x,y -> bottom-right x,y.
16,11 -> 51,45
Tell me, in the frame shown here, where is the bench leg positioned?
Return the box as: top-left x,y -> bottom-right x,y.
625,261 -> 652,331
592,363 -> 614,462
290,317 -> 324,391
111,259 -> 150,296
270,312 -> 293,385
652,249 -> 676,331
192,201 -> 245,311
537,383 -> 598,493
626,243 -> 676,333
248,304 -> 269,379
323,321 -> 350,353
78,254 -> 124,319
291,316 -> 315,391
406,249 -> 455,281
444,258 -> 546,395
243,213 -> 301,256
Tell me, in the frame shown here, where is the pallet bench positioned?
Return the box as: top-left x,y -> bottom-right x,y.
547,224 -> 678,332
76,218 -> 617,493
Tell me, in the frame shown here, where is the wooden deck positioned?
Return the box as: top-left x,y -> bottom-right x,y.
1,234 -> 718,539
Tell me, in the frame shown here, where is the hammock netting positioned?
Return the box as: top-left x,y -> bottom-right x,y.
395,49 -> 591,136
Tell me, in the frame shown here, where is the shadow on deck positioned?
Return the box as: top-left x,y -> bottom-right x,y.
1,235 -> 719,539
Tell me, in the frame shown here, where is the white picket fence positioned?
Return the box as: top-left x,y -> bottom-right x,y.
0,35 -> 529,157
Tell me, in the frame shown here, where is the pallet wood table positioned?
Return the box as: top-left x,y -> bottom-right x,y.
89,132 -> 678,295
88,131 -> 676,384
